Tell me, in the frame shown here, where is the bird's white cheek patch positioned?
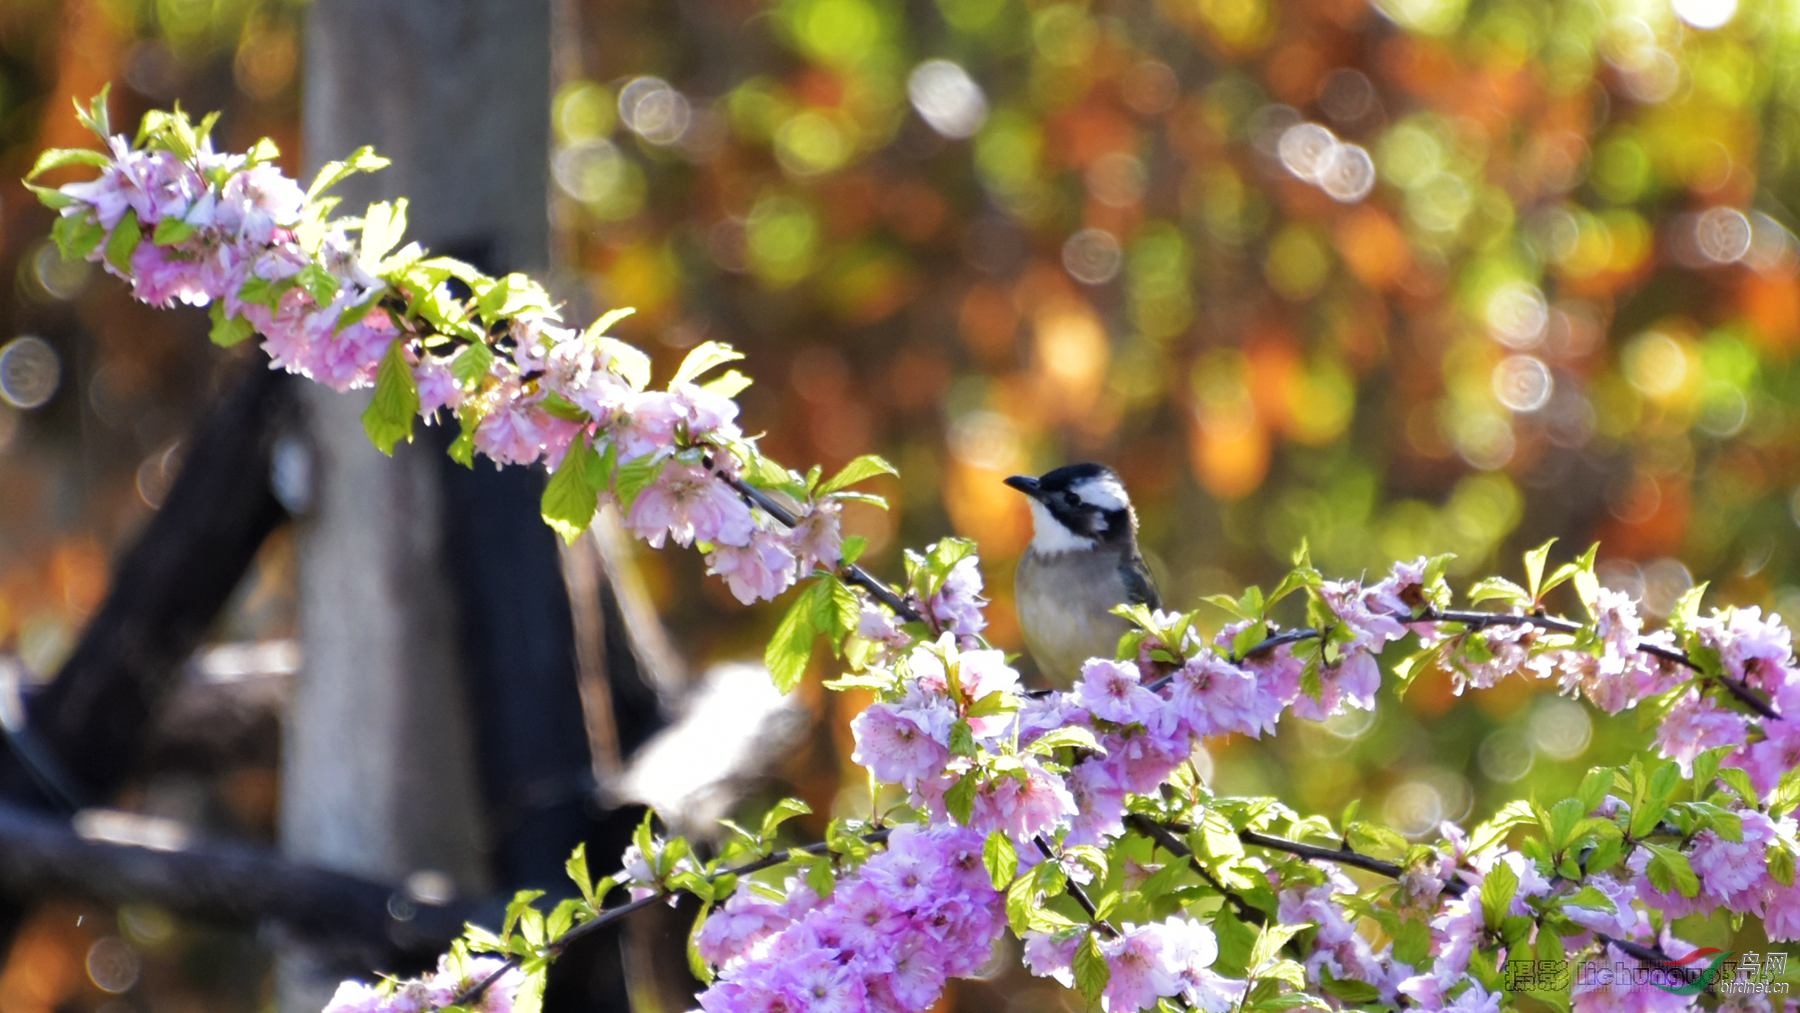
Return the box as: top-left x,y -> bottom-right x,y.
1028,499 -> 1098,555
1071,477 -> 1129,512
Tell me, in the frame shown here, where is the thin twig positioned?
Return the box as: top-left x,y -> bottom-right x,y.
722,472 -> 923,623
1123,814 -> 1264,925
449,829 -> 892,1008
1032,835 -> 1118,938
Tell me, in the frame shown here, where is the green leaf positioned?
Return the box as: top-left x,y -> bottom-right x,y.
151,215 -> 198,246
817,454 -> 899,496
103,209 -> 140,274
306,145 -> 391,202
1027,726 -> 1104,756
26,147 -> 110,181
1770,844 -> 1796,887
983,832 -> 1018,890
670,340 -> 745,387
1643,843 -> 1700,898
597,337 -> 651,390
1523,539 -> 1556,599
51,213 -> 105,262
475,272 -> 554,324
612,455 -> 664,511
25,182 -> 79,210
362,339 -> 419,454
296,262 -> 340,304
1479,859 -> 1518,928
764,584 -> 820,693
841,535 -> 868,566
208,303 -> 254,347
74,86 -> 112,140
582,306 -> 637,341
1467,577 -> 1529,607
944,772 -> 977,825
702,369 -> 753,399
541,439 -> 603,543
565,843 -> 595,905
758,797 -> 811,842
360,198 -> 409,269
1074,933 -> 1109,1005
452,342 -> 495,388
688,900 -> 715,983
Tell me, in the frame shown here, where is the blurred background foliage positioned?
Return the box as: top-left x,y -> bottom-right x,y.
2,0 -> 1800,1008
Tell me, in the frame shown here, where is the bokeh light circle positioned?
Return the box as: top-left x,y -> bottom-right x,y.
0,336 -> 60,409
1061,228 -> 1123,285
1492,355 -> 1553,413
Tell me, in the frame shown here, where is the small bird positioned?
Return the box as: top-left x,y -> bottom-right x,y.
1005,463 -> 1161,686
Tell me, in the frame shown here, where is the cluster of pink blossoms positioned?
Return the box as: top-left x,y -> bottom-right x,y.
322,953 -> 521,1013
51,130 -> 846,605
691,825 -> 1005,1012
1024,916 -> 1240,1012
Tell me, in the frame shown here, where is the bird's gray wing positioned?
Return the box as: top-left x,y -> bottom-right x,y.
1119,550 -> 1162,610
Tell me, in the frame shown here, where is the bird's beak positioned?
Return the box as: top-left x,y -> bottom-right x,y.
1003,475 -> 1042,499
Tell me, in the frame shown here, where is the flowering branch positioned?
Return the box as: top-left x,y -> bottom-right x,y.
32,96 -> 1800,1013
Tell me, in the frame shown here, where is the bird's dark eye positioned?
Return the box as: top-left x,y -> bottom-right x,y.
1062,492 -> 1079,507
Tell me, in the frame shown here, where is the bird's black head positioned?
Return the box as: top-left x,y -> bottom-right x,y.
1004,463 -> 1137,550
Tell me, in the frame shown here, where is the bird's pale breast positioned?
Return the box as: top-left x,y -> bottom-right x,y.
1015,550 -> 1135,686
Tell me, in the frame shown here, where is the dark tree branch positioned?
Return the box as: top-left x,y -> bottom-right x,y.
1124,813 -> 1264,925
0,363 -> 296,809
0,802 -> 481,966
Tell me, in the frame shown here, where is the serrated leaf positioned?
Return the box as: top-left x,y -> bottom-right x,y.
1643,843 -> 1699,898
51,213 -> 106,262
702,369 -> 753,399
209,303 -> 254,347
296,262 -> 339,304
26,146 -> 111,181
451,342 -> 495,388
759,797 -> 811,842
103,209 -> 140,273
73,86 -> 112,139
362,339 -> 419,454
598,337 -> 651,390
1479,859 -> 1518,927
582,306 -> 637,342
1523,538 -> 1557,599
360,198 -> 409,270
945,772 -> 977,825
1467,576 -> 1529,606
306,145 -> 391,202
152,215 -> 198,246
541,439 -> 603,543
1771,844 -> 1796,887
764,586 -> 819,693
1073,933 -> 1109,1004
688,900 -> 715,983
565,842 -> 595,905
817,454 -> 899,496
983,832 -> 1018,889
670,340 -> 744,388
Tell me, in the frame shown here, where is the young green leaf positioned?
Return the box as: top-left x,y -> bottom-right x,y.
817,454 -> 899,496
670,340 -> 744,387
983,832 -> 1019,890
1479,858 -> 1518,928
764,585 -> 820,693
306,145 -> 392,202
208,303 -> 254,348
1074,932 -> 1110,1005
103,210 -> 140,274
541,440 -> 604,543
362,340 -> 420,454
